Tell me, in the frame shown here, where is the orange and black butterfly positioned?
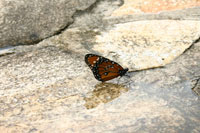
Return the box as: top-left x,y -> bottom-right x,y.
85,54 -> 129,82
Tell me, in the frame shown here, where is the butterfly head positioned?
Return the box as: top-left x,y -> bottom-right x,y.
119,68 -> 129,77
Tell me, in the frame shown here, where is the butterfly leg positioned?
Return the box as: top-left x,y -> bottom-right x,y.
117,76 -> 122,84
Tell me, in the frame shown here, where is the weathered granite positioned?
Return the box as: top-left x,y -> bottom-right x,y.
94,20 -> 200,70
192,78 -> 200,96
0,0 -> 200,132
112,0 -> 200,16
0,0 -> 96,47
0,39 -> 199,132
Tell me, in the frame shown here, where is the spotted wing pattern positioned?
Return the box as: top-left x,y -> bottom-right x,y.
85,54 -> 128,82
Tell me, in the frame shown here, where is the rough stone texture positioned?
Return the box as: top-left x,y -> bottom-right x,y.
94,20 -> 200,70
0,0 -> 200,132
192,78 -> 200,96
55,20 -> 200,71
112,0 -> 200,15
0,38 -> 199,132
0,0 -> 96,47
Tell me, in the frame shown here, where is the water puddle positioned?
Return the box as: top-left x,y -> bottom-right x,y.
84,82 -> 129,109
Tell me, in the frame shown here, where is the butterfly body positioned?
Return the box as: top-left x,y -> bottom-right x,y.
85,54 -> 128,82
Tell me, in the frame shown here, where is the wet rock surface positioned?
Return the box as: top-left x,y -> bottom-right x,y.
0,41 -> 199,132
0,0 -> 200,132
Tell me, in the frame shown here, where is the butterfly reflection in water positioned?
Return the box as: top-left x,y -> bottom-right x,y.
85,54 -> 129,82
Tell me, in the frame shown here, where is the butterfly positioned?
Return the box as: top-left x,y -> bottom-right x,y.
85,54 -> 129,82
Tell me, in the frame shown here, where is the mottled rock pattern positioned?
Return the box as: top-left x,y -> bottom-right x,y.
94,20 -> 200,70
0,0 -> 96,47
112,0 -> 200,15
0,39 -> 199,132
0,0 -> 200,132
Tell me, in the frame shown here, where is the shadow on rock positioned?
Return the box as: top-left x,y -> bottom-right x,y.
84,82 -> 129,109
191,77 -> 200,96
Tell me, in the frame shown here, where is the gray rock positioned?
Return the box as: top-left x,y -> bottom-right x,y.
0,34 -> 199,133
0,1 -> 200,132
0,0 -> 96,47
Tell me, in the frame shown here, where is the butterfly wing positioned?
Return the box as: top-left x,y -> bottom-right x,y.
85,54 -> 126,82
96,60 -> 124,81
85,54 -> 101,69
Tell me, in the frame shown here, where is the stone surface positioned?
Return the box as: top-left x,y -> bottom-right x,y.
0,0 -> 200,132
94,20 -> 200,70
112,0 -> 200,16
0,38 -> 199,132
0,0 -> 96,47
192,78 -> 200,96
49,21 -> 200,71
